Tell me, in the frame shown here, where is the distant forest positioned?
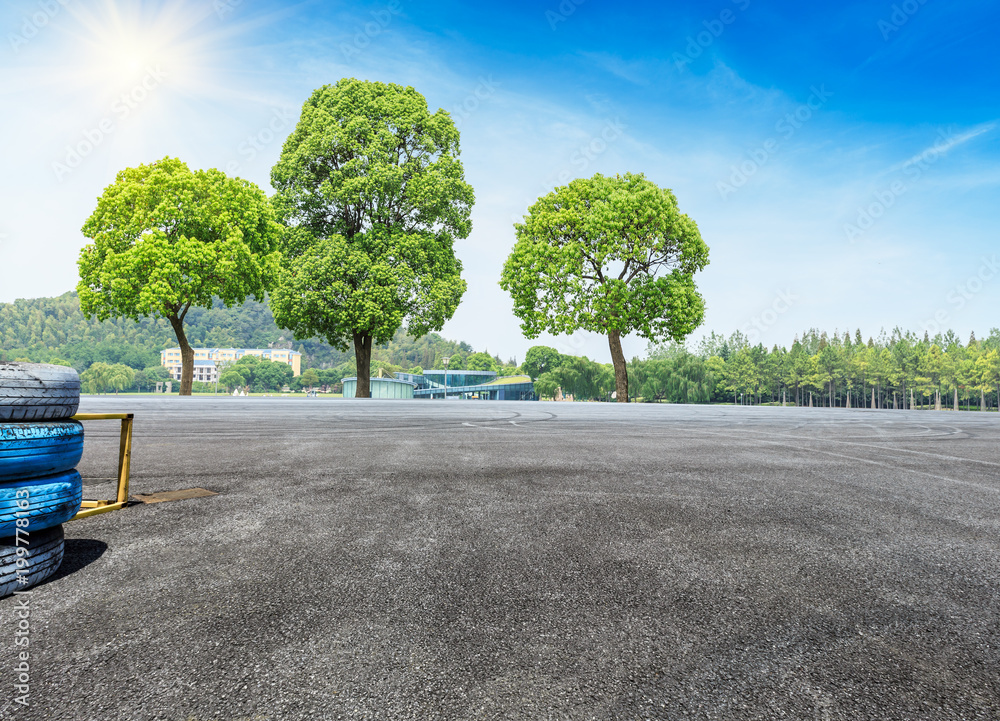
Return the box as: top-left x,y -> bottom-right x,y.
0,292 -> 509,375
3,292 -> 1000,408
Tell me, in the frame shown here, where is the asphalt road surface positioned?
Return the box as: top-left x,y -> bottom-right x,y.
2,397 -> 999,720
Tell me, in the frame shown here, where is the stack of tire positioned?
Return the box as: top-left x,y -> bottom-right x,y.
0,363 -> 84,597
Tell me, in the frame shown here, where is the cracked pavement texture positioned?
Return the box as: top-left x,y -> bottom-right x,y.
2,397 -> 999,720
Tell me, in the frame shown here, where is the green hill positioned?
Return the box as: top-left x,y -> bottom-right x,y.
0,291 -> 496,373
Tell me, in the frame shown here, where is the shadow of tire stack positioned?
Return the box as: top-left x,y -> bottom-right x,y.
0,363 -> 84,597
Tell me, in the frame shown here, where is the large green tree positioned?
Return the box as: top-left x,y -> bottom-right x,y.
270,79 -> 474,398
80,362 -> 135,395
522,345 -> 562,380
501,172 -> 709,402
466,352 -> 498,372
77,157 -> 282,395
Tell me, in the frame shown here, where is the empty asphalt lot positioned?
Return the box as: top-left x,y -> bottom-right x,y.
3,397 -> 999,720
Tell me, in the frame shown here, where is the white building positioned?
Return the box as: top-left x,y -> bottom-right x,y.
160,347 -> 302,382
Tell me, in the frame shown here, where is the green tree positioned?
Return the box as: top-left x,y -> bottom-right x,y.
80,362 -> 134,394
219,367 -> 248,392
941,345 -> 964,411
77,157 -> 282,395
300,368 -> 320,389
975,348 -> 1000,411
814,342 -> 843,407
253,360 -> 294,392
466,352 -> 498,372
918,344 -> 944,409
501,172 -> 709,402
270,79 -> 474,399
533,372 -> 559,400
318,368 -> 343,391
522,345 -> 562,380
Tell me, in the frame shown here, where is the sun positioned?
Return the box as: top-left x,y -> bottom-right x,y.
66,0 -> 214,96
87,32 -> 167,86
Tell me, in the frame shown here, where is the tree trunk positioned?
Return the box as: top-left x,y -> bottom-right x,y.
981,388 -> 986,411
910,388 -> 915,410
167,314 -> 194,396
353,332 -> 373,398
935,389 -> 941,411
809,392 -> 813,408
954,387 -> 958,412
608,330 -> 628,403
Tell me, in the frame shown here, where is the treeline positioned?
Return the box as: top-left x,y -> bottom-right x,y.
0,291 -> 344,369
0,292 -> 514,377
637,327 -> 1000,409
519,326 -> 1000,408
7,292 -> 1000,407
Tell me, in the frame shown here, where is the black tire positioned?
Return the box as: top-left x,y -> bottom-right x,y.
0,363 -> 81,421
0,471 -> 83,536
0,525 -> 64,598
0,421 -> 84,482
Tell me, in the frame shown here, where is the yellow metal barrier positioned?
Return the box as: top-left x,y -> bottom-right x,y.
68,413 -> 134,521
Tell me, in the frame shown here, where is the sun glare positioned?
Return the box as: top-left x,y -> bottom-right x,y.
88,33 -> 164,86
65,0 -> 217,97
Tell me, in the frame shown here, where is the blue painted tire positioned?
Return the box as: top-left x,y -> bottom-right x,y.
0,363 -> 80,421
0,471 -> 83,536
0,421 -> 84,482
0,525 -> 64,598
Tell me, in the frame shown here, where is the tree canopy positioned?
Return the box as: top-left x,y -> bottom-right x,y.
270,78 -> 474,398
77,157 -> 282,395
522,345 -> 562,380
501,172 -> 709,402
80,362 -> 135,395
466,352 -> 498,372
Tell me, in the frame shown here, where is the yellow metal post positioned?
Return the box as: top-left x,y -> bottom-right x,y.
116,415 -> 133,504
69,413 -> 134,521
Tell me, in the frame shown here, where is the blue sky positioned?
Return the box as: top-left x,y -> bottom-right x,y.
1,0 -> 998,363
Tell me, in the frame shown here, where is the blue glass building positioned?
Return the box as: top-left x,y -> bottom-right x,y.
344,371 -> 537,400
